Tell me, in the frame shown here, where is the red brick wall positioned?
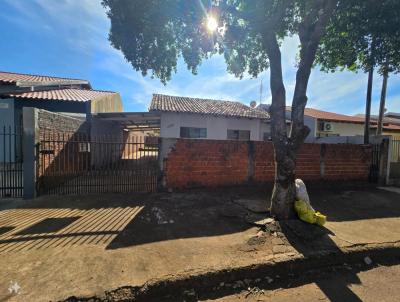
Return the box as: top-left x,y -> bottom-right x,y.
164,139 -> 372,189
165,140 -> 248,188
296,144 -> 322,180
324,144 -> 371,179
253,141 -> 275,182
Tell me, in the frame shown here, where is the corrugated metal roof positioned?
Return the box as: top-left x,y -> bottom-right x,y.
149,94 -> 270,119
7,88 -> 117,102
0,71 -> 89,85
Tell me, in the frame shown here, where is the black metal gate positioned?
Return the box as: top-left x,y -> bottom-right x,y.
0,125 -> 23,198
37,131 -> 159,195
369,142 -> 381,183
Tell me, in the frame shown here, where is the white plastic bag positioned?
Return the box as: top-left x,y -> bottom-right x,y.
295,179 -> 314,211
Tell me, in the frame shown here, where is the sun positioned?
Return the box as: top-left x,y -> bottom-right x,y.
206,16 -> 218,32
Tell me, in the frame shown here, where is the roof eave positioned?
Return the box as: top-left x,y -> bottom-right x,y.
150,109 -> 269,120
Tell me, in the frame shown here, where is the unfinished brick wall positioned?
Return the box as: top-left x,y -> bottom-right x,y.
323,144 -> 371,179
296,144 -> 323,180
163,139 -> 372,189
164,140 -> 249,188
253,141 -> 275,182
38,109 -> 88,134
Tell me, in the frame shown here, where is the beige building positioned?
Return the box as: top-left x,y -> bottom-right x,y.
257,105 -> 400,141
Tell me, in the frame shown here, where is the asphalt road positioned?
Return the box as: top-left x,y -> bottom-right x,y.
202,264 -> 400,302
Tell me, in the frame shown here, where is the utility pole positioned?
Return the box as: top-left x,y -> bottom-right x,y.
377,68 -> 389,135
364,66 -> 373,144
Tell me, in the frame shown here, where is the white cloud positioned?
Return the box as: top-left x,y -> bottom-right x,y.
3,0 -> 399,114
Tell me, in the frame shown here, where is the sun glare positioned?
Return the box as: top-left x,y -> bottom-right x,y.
206,16 -> 218,32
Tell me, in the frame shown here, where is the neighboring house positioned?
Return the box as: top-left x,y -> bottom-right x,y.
0,71 -> 123,130
355,112 -> 400,138
0,71 -> 123,163
258,104 -> 400,141
289,107 -> 366,139
149,94 -> 270,141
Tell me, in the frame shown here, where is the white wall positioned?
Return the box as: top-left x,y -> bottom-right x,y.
284,111 -> 316,142
160,112 -> 265,141
304,116 -> 317,142
259,122 -> 271,140
159,111 -> 366,142
317,121 -> 364,137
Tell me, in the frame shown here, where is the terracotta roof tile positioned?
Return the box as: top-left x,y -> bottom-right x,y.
149,94 -> 270,119
287,107 -> 365,124
356,114 -> 400,126
370,123 -> 400,131
0,71 -> 88,85
7,88 -> 117,102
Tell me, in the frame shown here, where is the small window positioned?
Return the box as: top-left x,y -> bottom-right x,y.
180,127 -> 207,138
263,132 -> 272,141
227,129 -> 250,141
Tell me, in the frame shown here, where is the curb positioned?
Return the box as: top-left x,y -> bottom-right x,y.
64,243 -> 400,301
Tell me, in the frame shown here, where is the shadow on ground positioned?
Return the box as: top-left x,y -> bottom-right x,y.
0,183 -> 399,253
278,220 -> 363,302
190,255 -> 400,302
107,183 -> 400,250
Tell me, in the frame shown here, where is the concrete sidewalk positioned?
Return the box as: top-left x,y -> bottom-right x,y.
206,263 -> 400,302
0,185 -> 399,301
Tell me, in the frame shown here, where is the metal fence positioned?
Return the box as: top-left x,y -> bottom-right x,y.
37,131 -> 159,195
0,126 -> 23,198
369,142 -> 381,183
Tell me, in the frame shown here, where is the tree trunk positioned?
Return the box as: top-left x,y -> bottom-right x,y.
364,66 -> 374,144
264,0 -> 337,220
377,69 -> 389,135
263,33 -> 298,219
270,144 -> 297,219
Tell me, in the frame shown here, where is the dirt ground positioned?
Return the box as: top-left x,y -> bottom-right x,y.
0,184 -> 400,301
205,263 -> 400,302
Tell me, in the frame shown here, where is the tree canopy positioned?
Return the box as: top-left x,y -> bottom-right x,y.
316,0 -> 400,139
102,0 -> 335,83
101,0 -> 338,219
316,0 -> 400,75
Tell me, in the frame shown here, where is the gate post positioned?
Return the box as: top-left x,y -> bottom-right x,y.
22,107 -> 39,199
378,138 -> 390,185
158,138 -> 177,190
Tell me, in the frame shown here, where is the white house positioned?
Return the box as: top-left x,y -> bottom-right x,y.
149,94 -> 271,141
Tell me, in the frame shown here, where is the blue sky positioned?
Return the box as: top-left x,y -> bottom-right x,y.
0,0 -> 399,115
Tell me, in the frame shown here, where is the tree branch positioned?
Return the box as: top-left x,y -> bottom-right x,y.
290,0 -> 337,148
263,32 -> 287,146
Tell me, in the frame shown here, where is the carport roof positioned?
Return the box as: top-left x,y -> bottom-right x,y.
93,112 -> 160,130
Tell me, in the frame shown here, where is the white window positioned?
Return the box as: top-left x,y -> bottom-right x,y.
180,127 -> 207,138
